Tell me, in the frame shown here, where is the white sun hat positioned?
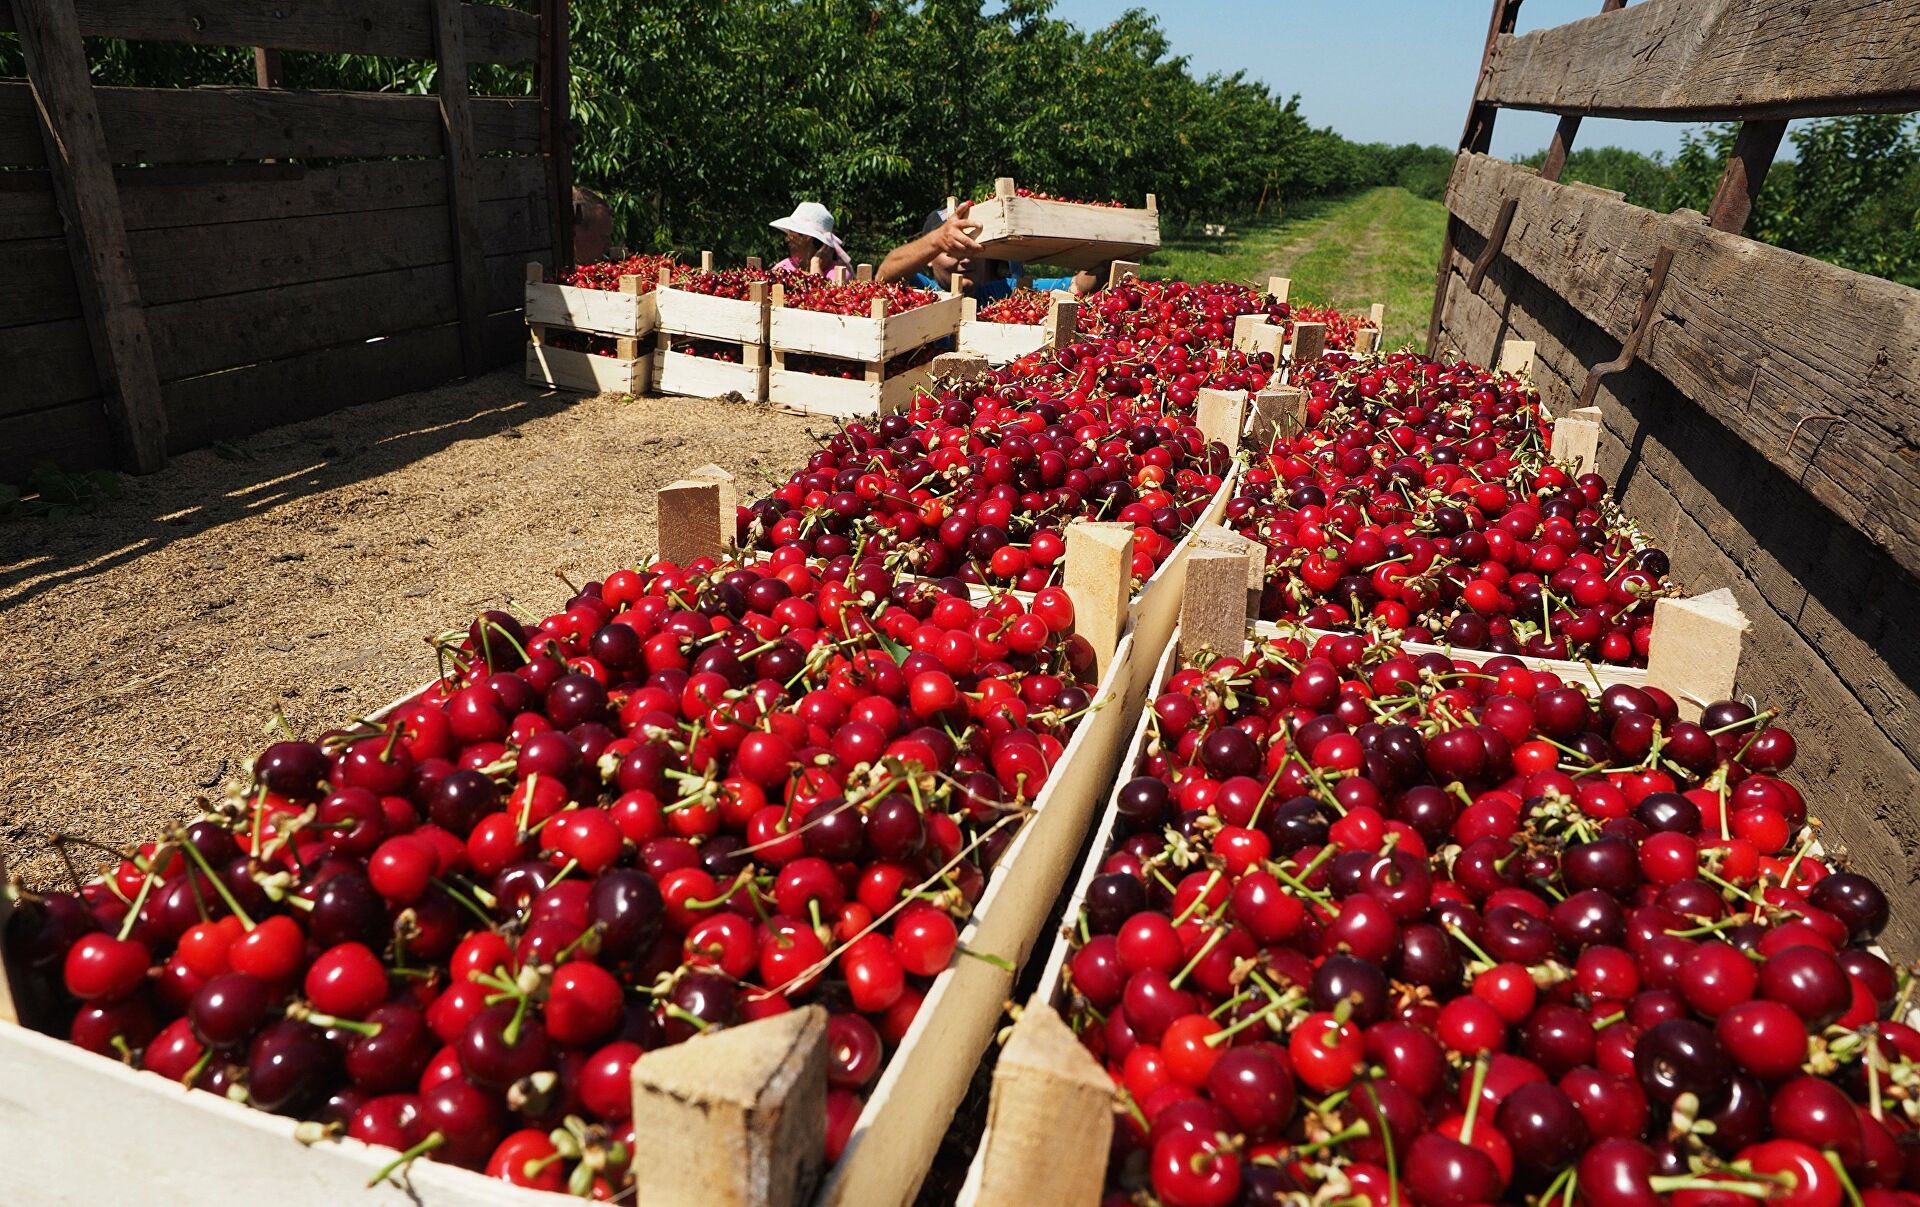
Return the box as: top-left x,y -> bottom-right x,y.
769,201 -> 849,262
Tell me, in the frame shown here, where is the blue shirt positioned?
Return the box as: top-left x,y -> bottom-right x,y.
910,272 -> 1077,302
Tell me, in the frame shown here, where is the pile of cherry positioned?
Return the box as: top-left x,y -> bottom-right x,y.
6,557 -> 1097,1194
736,382 -> 1231,589
1063,630 -> 1911,1207
978,288 -> 1057,325
1229,350 -> 1676,668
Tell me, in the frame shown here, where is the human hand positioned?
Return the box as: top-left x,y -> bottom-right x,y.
928,199 -> 982,259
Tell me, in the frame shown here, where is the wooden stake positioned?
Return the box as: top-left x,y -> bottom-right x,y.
994,176 -> 1016,200
630,1005 -> 828,1207
1498,338 -> 1537,375
656,263 -> 673,289
526,262 -> 545,285
1646,589 -> 1749,720
1369,301 -> 1386,330
1063,521 -> 1134,679
961,296 -> 980,324
1352,326 -> 1380,354
831,265 -> 851,285
1194,387 -> 1246,453
809,255 -> 822,276
1107,260 -> 1139,290
1179,549 -> 1253,664
1250,386 -> 1306,443
771,282 -> 787,309
701,249 -> 715,273
1267,276 -> 1292,302
429,0 -> 487,378
746,255 -> 763,271
1231,313 -> 1283,360
1550,405 -> 1602,475
968,1003 -> 1113,1207
657,479 -> 726,565
13,0 -> 168,472
855,262 -> 874,282
1290,321 -> 1327,368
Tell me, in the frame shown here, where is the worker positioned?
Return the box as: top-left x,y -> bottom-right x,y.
769,201 -> 853,275
876,199 -> 1102,299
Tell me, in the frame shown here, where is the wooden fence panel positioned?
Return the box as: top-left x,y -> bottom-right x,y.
0,238 -> 84,327
125,191 -> 544,307
1479,0 -> 1920,120
5,318 -> 101,414
0,0 -> 538,65
0,85 -> 539,165
1443,150 -> 1920,583
161,311 -> 524,452
146,253 -> 532,381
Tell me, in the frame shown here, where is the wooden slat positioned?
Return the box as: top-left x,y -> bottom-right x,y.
1444,150 -> 1920,581
13,0 -> 169,472
0,237 -> 84,327
1479,0 -> 1920,120
431,0 -> 488,377
0,84 -> 540,165
161,311 -> 522,453
126,192 -> 544,307
3,317 -> 100,414
0,0 -> 538,65
0,397 -> 116,479
146,252 -> 529,382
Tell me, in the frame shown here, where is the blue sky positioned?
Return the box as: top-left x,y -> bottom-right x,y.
1045,0 -> 1700,160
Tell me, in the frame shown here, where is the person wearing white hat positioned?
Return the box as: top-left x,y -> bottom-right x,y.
769,201 -> 852,274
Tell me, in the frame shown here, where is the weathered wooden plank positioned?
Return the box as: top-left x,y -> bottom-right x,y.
161,311 -> 522,454
0,398 -> 116,479
14,0 -> 168,472
146,252 -> 528,382
2,317 -> 100,415
116,157 -> 547,231
126,193 -> 544,307
1445,150 -> 1920,582
0,0 -> 538,64
0,237 -> 84,327
1439,248 -> 1920,959
430,0 -> 489,377
1479,0 -> 1920,120
0,83 -> 540,165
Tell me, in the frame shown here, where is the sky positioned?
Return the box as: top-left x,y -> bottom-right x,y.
1043,0 -> 1701,160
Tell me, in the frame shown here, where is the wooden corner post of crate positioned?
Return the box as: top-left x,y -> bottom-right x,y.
1289,321 -> 1327,372
1107,260 -> 1140,290
0,853 -> 19,1026
1499,338 -> 1538,376
13,0 -> 168,473
1192,523 -> 1267,623
1045,295 -> 1080,349
630,1004 -> 829,1207
1250,386 -> 1306,444
1646,589 -> 1749,721
657,471 -> 731,565
967,1001 -> 1114,1207
1179,545 -> 1254,665
1268,276 -> 1292,303
1194,387 -> 1247,455
1063,521 -> 1135,680
1549,405 -> 1602,476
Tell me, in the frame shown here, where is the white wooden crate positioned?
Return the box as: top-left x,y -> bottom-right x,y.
968,177 -> 1160,271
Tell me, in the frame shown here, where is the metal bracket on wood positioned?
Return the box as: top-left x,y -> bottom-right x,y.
1466,196 -> 1518,292
1576,246 -> 1674,409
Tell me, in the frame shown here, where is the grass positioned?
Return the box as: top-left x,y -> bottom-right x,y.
1142,186 -> 1449,349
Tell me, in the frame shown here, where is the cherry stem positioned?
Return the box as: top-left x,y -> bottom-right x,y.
502,992 -> 530,1048
174,831 -> 256,930
367,1132 -> 447,1188
116,857 -> 164,942
1829,1152 -> 1868,1207
1445,923 -> 1497,969
1648,1176 -> 1775,1199
1459,1055 -> 1490,1144
1290,1121 -> 1368,1159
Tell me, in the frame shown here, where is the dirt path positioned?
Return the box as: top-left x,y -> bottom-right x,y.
0,372 -> 821,889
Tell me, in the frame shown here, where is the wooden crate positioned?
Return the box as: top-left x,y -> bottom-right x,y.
524,335 -> 652,395
955,292 -> 1077,364
968,177 -> 1160,271
652,256 -> 773,401
0,542 -> 1142,1207
957,576 -> 1749,1202
523,262 -> 657,339
767,287 -> 962,416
